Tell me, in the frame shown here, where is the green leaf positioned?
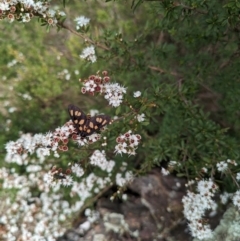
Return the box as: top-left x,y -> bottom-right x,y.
115,106 -> 121,115
141,121 -> 149,126
131,0 -> 144,11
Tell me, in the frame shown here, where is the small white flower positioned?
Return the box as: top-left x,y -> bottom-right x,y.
71,164 -> 84,177
161,167 -> 169,176
75,16 -> 90,29
43,171 -> 54,186
8,107 -> 17,113
0,2 -> 10,11
114,142 -> 127,155
116,171 -> 133,187
216,161 -> 228,172
227,159 -> 237,166
108,93 -> 123,107
22,13 -> 31,22
80,46 -> 96,63
58,11 -> 66,16
62,175 -> 73,187
133,91 -> 141,98
122,194 -> 128,200
90,150 -> 109,170
201,167 -> 208,173
128,135 -> 139,147
197,179 -> 218,196
220,192 -> 230,204
232,190 -> 240,209
85,79 -> 97,92
48,9 -> 56,17
236,173 -> 240,181
101,83 -> 126,107
136,113 -> 145,122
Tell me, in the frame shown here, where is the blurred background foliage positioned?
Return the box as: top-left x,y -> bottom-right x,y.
1,0 -> 240,193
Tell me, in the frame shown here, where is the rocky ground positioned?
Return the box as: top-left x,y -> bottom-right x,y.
57,169 -> 193,241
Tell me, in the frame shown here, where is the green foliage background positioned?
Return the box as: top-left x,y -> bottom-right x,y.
1,0 -> 240,195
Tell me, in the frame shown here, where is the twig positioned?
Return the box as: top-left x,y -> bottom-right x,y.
57,22 -> 110,51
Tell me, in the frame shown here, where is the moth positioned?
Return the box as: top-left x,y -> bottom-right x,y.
68,104 -> 111,137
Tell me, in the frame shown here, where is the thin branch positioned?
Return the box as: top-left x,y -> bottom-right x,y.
219,50 -> 240,69
57,22 -> 110,51
178,3 -> 208,14
148,65 -> 180,76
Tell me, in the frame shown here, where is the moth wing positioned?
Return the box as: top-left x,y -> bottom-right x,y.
91,115 -> 111,129
68,104 -> 88,134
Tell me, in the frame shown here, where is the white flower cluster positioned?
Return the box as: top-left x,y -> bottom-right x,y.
90,150 -> 115,172
80,45 -> 97,63
0,0 -> 65,25
0,167 -> 76,241
1,157 -> 135,240
5,133 -> 55,164
75,16 -> 90,30
216,159 -> 237,172
18,92 -> 32,100
4,121 -> 77,164
57,69 -> 71,81
44,170 -> 74,187
71,163 -> 84,177
75,133 -> 101,146
103,83 -> 127,107
114,130 -> 141,156
182,179 -> 218,240
103,212 -> 138,237
80,72 -> 126,107
116,171 -> 134,186
70,173 -> 112,200
4,119 -> 108,165
78,209 -> 100,234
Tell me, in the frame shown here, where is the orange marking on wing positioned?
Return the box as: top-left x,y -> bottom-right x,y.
79,119 -> 85,125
